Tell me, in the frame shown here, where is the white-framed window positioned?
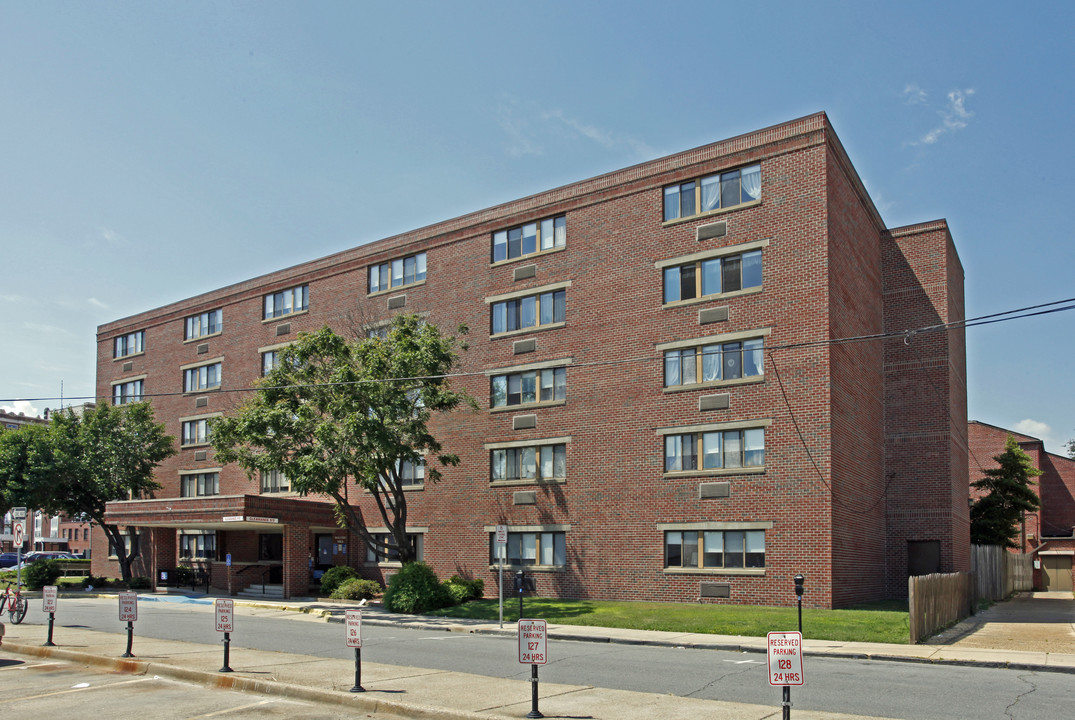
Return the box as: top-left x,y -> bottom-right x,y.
369,251 -> 427,294
664,339 -> 764,387
181,418 -> 209,446
185,309 -> 222,340
180,471 -> 219,497
490,367 -> 566,408
112,378 -> 144,405
664,529 -> 766,569
260,469 -> 290,494
113,330 -> 145,358
366,532 -> 424,563
492,215 -> 566,263
663,164 -> 761,221
179,531 -> 216,560
664,427 -> 766,472
184,362 -> 221,392
108,534 -> 134,559
396,458 -> 425,487
491,289 -> 566,335
490,530 -> 566,567
663,249 -> 762,303
263,284 -> 309,319
262,350 -> 280,376
491,443 -> 566,483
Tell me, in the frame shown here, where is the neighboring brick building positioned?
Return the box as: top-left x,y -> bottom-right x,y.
93,112 -> 968,607
969,421 -> 1075,592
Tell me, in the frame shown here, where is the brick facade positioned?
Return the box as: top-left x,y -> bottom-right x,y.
93,113 -> 968,607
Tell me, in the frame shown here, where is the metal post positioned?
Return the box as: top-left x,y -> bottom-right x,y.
526,663 -> 543,719
518,581 -> 524,621
44,612 -> 56,647
499,553 -> 504,628
220,632 -> 233,672
350,647 -> 365,692
122,621 -> 135,658
782,684 -> 791,719
797,595 -> 803,635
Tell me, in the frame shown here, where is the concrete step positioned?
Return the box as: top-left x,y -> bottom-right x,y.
236,584 -> 285,599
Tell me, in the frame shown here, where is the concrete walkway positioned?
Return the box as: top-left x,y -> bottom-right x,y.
1,591 -> 1073,720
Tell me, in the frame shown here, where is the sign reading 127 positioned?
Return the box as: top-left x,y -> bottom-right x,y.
518,619 -> 547,665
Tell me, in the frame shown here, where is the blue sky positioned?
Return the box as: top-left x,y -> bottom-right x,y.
2,1 -> 1073,453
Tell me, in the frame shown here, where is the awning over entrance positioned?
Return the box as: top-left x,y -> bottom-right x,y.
103,494 -> 340,532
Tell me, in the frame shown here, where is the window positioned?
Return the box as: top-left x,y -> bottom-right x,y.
263,284 -> 309,319
367,532 -> 423,563
112,378 -> 144,405
262,350 -> 280,376
181,419 -> 210,446
396,457 -> 425,487
179,532 -> 216,560
491,367 -> 566,408
184,362 -> 221,392
492,215 -> 566,263
664,339 -> 764,387
491,290 -> 565,335
180,472 -> 219,497
663,164 -> 761,221
665,529 -> 765,569
663,249 -> 762,303
490,531 -> 566,567
108,534 -> 133,558
665,428 -> 765,472
185,309 -> 222,340
366,326 -> 389,340
369,251 -> 427,293
491,443 -> 566,483
113,331 -> 144,358
261,469 -> 290,494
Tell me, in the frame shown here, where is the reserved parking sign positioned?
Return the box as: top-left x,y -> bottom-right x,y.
767,631 -> 804,686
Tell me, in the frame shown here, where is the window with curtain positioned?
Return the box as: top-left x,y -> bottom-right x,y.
664,339 -> 764,387
665,529 -> 765,569
492,215 -> 566,262
663,164 -> 761,221
491,367 -> 566,408
369,252 -> 427,293
491,290 -> 566,335
663,250 -> 762,304
490,531 -> 566,567
665,428 -> 766,472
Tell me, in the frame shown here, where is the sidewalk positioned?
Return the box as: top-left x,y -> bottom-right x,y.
2,591 -> 1074,720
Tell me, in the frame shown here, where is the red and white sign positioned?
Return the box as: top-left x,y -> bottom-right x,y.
12,521 -> 24,547
118,591 -> 138,622
215,599 -> 234,632
496,524 -> 508,544
42,585 -> 58,613
345,610 -> 362,648
767,631 -> 804,686
518,619 -> 547,665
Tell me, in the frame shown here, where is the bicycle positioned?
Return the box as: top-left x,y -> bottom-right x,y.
1,582 -> 27,624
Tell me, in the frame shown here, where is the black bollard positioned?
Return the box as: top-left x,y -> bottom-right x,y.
220,632 -> 233,673
122,621 -> 135,658
350,647 -> 365,692
43,612 -> 56,647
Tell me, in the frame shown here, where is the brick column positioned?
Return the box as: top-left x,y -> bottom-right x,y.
150,527 -> 177,589
282,523 -> 311,599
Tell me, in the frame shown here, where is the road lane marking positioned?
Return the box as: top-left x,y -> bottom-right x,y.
0,676 -> 158,704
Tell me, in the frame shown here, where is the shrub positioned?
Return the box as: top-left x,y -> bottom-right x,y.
128,576 -> 152,590
320,565 -> 359,596
330,578 -> 382,601
382,562 -> 453,613
24,559 -> 62,590
445,581 -> 470,605
447,574 -> 484,601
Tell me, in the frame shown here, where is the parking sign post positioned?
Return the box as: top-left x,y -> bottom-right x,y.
767,631 -> 804,719
345,610 -> 364,692
42,585 -> 58,646
118,591 -> 138,657
215,599 -> 234,672
496,524 -> 507,628
518,619 -> 547,719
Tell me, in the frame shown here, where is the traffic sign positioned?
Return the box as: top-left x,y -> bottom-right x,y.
11,506 -> 26,520
496,524 -> 508,545
118,591 -> 138,622
42,585 -> 58,613
215,599 -> 234,632
518,619 -> 547,665
767,631 -> 804,686
345,609 -> 362,648
13,522 -> 24,547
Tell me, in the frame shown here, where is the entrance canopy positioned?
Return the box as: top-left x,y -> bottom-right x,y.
103,494 -> 340,533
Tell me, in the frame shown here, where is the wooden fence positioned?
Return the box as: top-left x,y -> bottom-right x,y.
908,546 -> 1034,643
908,571 -> 974,644
971,544 -> 1033,602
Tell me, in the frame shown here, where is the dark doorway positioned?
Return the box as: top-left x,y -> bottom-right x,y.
907,540 -> 941,576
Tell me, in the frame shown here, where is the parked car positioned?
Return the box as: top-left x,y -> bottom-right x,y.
9,551 -> 76,571
0,552 -> 20,569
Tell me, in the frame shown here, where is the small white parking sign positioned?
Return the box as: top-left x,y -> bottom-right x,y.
42,585 -> 58,613
767,631 -> 804,686
215,599 -> 234,632
345,610 -> 362,648
518,619 -> 547,665
118,591 -> 138,622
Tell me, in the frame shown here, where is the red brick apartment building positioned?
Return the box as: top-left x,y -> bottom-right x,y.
969,421 -> 1075,592
93,113 -> 968,608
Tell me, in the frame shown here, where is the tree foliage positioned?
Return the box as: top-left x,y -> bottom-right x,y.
970,435 -> 1042,548
210,315 -> 475,563
0,402 -> 176,580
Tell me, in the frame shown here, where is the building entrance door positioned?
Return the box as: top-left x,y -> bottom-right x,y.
1041,554 -> 1073,591
316,534 -> 333,570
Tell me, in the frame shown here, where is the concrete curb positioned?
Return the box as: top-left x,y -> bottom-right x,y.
3,641 -> 495,720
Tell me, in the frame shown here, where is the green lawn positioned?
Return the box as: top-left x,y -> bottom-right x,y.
428,597 -> 910,644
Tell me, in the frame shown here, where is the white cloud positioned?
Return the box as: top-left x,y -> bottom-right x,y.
541,109 -> 655,158
1012,418 -> 1064,454
902,83 -> 927,104
913,88 -> 976,145
0,294 -> 38,305
0,400 -> 44,419
88,297 -> 108,309
23,321 -> 74,336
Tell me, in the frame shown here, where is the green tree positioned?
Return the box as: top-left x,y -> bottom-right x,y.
0,402 -> 176,581
970,435 -> 1042,548
210,315 -> 475,564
